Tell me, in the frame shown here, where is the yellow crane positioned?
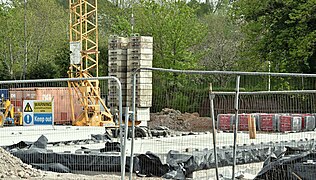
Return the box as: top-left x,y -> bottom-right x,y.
67,1 -> 164,138
68,0 -> 115,127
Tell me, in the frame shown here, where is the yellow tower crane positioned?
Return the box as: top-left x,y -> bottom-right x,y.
68,0 -> 114,127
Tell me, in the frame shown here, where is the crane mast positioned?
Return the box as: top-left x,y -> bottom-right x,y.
68,0 -> 113,126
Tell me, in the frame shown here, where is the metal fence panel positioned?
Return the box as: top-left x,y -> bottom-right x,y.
129,68 -> 316,180
0,77 -> 127,179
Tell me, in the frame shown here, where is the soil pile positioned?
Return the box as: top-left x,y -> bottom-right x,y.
149,108 -> 212,132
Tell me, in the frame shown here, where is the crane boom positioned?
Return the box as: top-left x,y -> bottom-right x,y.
68,0 -> 113,126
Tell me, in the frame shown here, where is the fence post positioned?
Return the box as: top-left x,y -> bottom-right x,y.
209,83 -> 219,180
129,71 -> 137,180
116,79 -> 124,180
97,76 -> 124,180
232,75 -> 240,180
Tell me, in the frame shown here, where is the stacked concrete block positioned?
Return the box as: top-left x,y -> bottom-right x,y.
107,35 -> 153,124
126,35 -> 153,124
108,35 -> 129,49
127,36 -> 153,102
107,36 -> 128,110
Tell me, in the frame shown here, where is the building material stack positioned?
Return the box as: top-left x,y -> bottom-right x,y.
108,35 -> 153,125
107,36 -> 128,112
127,35 -> 153,126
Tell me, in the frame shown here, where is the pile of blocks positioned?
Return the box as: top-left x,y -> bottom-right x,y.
108,34 -> 153,125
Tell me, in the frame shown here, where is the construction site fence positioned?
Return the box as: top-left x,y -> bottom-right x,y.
1,70 -> 316,179
129,67 -> 316,180
0,77 -> 130,179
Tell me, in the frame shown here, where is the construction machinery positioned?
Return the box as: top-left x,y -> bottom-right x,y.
68,0 -> 115,127
0,99 -> 14,127
0,98 -> 22,127
67,0 -> 170,138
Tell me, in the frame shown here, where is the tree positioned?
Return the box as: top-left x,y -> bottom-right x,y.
25,0 -> 68,79
197,5 -> 242,86
0,1 -> 26,80
232,0 -> 316,73
97,1 -> 128,76
132,0 -> 207,69
187,0 -> 214,16
0,0 -> 68,80
99,0 -> 207,69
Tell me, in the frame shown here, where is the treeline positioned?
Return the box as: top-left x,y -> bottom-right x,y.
0,0 -> 315,84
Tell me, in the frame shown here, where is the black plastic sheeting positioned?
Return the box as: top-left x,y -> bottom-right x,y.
32,163 -> 71,173
255,146 -> 316,180
4,135 -> 316,179
101,142 -> 121,152
13,148 -> 123,172
136,152 -> 169,177
128,140 -> 316,179
4,135 -> 124,173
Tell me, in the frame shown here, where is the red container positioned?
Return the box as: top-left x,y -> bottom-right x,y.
238,114 -> 250,131
35,87 -> 82,125
259,114 -> 278,131
217,114 -> 234,131
278,115 -> 302,132
278,116 -> 292,132
10,88 -> 37,112
10,87 -> 83,125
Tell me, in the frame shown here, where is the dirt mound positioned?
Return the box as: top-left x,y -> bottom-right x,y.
0,147 -> 42,179
149,108 -> 212,132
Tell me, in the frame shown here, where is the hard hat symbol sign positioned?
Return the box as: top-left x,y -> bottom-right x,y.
24,114 -> 32,124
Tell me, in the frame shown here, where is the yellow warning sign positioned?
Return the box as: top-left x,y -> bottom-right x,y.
34,102 -> 52,113
24,102 -> 33,112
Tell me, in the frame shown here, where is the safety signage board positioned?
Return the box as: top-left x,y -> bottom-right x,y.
23,100 -> 54,126
23,100 -> 34,126
34,101 -> 52,113
34,113 -> 53,125
23,114 -> 33,125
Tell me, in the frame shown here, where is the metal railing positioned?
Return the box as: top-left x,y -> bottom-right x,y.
129,67 -> 316,180
0,76 -> 128,179
1,68 -> 316,179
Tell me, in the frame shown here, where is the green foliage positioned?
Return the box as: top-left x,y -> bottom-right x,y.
0,1 -> 24,80
187,0 -> 214,16
199,12 -> 242,71
105,1 -> 212,114
0,0 -> 68,80
28,60 -> 57,79
232,0 -> 316,73
110,0 -> 207,70
54,43 -> 70,78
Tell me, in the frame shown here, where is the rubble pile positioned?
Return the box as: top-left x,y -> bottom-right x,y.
149,108 -> 212,132
0,147 -> 42,179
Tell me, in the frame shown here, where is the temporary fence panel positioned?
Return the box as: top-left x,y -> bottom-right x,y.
128,68 -> 316,180
0,77 -> 127,179
2,68 -> 316,180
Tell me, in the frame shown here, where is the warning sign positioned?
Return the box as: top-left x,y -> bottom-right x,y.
34,101 -> 52,113
23,100 -> 54,126
24,102 -> 33,112
23,100 -> 34,126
